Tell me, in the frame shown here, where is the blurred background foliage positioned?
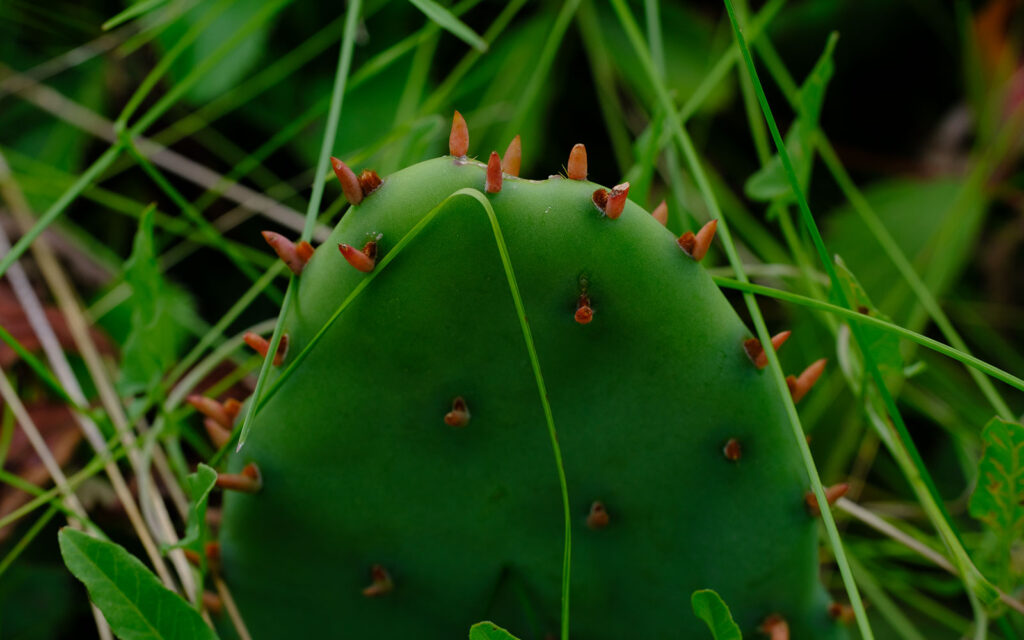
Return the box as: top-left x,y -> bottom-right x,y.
0,0 -> 1023,638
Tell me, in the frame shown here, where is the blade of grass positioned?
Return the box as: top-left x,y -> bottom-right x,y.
721,2 -> 997,632
237,0 -> 363,449
115,0 -> 235,128
119,135 -> 284,305
752,35 -> 1015,422
409,0 -> 487,51
502,0 -> 581,144
102,0 -> 169,30
712,277 -> 1024,394
234,187 -> 575,639
606,1 -> 874,636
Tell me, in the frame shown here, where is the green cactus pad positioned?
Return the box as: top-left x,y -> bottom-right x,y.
218,154 -> 846,639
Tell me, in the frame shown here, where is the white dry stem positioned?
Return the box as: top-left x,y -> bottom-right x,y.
0,155 -> 197,599
0,371 -> 116,640
836,498 -> 1024,615
0,65 -> 330,242
214,575 -> 253,640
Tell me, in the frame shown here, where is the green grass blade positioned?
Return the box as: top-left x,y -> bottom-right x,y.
721,0 -> 998,625
712,277 -> 1024,394
237,0 -> 363,449
409,0 -> 488,51
102,0 -> 169,30
607,0 -> 873,635
0,144 -> 122,280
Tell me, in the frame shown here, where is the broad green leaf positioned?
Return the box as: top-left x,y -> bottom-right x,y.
162,464 -> 217,570
58,528 -> 218,640
469,621 -> 521,640
745,33 -> 837,202
409,0 -> 488,52
833,255 -> 904,378
969,416 -> 1024,588
691,589 -> 743,640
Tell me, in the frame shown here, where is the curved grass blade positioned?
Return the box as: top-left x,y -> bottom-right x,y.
102,0 -> 170,30
712,277 -> 1024,394
721,0 -> 999,621
606,1 -> 874,635
248,188 -> 574,639
409,0 -> 488,51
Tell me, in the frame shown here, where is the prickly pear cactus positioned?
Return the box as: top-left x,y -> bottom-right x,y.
210,112 -> 848,639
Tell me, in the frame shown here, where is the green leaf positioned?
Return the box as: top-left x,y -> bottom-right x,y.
118,205 -> 192,396
969,416 -> 1024,588
58,528 -> 219,640
409,0 -> 488,52
745,33 -> 837,202
691,589 -> 743,640
162,464 -> 217,569
469,621 -> 521,640
833,255 -> 904,378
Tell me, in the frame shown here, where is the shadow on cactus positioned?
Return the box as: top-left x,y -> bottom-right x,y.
185,112 -> 852,639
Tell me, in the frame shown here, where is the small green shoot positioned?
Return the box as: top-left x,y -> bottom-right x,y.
469,621 -> 522,640
691,589 -> 743,640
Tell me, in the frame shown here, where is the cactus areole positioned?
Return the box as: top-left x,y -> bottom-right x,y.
217,114 -> 846,639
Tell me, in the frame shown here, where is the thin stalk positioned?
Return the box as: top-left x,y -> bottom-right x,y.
608,1 -> 873,636
721,2 -> 996,631
237,0 -> 363,449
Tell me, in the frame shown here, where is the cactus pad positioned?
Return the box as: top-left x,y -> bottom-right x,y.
216,121 -> 847,639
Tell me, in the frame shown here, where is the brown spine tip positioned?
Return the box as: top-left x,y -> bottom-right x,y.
567,143 -> 587,180
330,156 -> 363,205
186,395 -> 232,430
604,182 -> 629,219
574,294 -> 593,324
205,541 -> 221,573
243,332 -> 287,366
296,241 -> 315,264
677,219 -> 717,261
722,437 -> 742,461
449,111 -> 469,157
184,549 -> 201,566
652,200 -> 668,226
358,169 -> 382,197
216,463 -> 262,493
203,591 -> 224,616
204,418 -> 232,449
363,564 -> 394,597
744,330 -> 792,369
223,398 -> 242,420
828,602 -> 856,625
787,358 -> 827,403
586,501 -> 609,529
502,135 -> 521,176
806,482 -> 850,516
485,151 -> 503,193
338,241 -> 377,273
261,231 -> 312,275
759,614 -> 789,640
444,396 -> 471,427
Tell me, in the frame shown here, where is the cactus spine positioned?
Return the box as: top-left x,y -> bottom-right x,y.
210,113 -> 847,639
